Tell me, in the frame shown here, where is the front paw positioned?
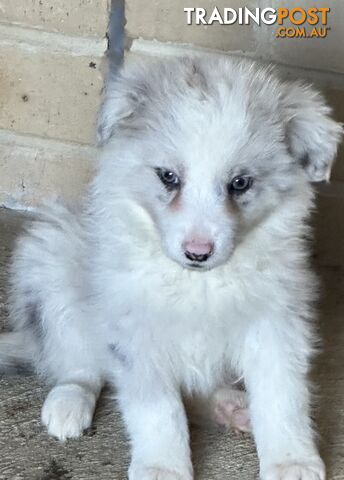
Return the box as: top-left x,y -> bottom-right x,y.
41,384 -> 96,441
129,465 -> 192,480
261,458 -> 325,480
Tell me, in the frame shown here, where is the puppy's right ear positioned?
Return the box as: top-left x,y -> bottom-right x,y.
282,82 -> 343,182
97,75 -> 147,145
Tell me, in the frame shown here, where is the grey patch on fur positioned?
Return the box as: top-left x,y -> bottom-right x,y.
25,301 -> 44,345
0,330 -> 34,376
0,359 -> 33,376
109,343 -> 130,367
185,59 -> 209,100
16,287 -> 44,339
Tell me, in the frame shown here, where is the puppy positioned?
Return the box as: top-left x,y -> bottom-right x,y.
1,56 -> 342,480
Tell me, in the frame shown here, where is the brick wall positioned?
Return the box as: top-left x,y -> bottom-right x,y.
0,0 -> 109,207
0,0 -> 343,208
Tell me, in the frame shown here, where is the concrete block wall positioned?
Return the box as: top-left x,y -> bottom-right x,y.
0,1 -> 109,207
0,0 -> 343,208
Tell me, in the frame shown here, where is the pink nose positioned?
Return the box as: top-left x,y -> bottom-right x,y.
183,239 -> 214,262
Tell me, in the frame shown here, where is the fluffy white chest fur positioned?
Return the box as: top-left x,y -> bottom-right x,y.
102,222 -> 280,394
2,55 -> 342,480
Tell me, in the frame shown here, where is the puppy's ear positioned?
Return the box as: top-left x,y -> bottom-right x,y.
97,74 -> 147,145
282,83 -> 343,182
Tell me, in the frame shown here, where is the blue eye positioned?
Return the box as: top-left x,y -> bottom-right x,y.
156,169 -> 180,190
228,175 -> 253,194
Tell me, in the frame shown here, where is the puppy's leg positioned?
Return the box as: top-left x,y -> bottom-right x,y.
211,387 -> 251,432
243,318 -> 325,480
9,209 -> 104,441
117,369 -> 193,480
185,387 -> 251,433
39,320 -> 104,440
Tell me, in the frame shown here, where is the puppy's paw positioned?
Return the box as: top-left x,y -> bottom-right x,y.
129,465 -> 192,480
261,458 -> 325,480
41,384 -> 96,441
212,387 -> 251,433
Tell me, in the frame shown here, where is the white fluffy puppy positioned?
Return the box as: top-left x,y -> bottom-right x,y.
2,56 -> 343,480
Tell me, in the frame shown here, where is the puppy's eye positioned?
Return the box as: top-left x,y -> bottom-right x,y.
156,168 -> 180,190
228,175 -> 253,194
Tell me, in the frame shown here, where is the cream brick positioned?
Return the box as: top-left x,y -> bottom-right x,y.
0,0 -> 110,38
0,131 -> 95,208
0,43 -> 103,145
126,0 -> 256,54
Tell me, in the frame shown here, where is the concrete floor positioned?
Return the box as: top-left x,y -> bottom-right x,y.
0,199 -> 343,480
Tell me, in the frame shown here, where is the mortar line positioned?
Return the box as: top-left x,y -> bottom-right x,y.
0,22 -> 107,57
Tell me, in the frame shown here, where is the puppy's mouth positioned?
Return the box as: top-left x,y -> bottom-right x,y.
182,250 -> 233,271
184,261 -> 217,272
186,263 -> 204,270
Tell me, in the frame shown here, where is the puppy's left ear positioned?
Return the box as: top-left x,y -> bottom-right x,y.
282,82 -> 343,182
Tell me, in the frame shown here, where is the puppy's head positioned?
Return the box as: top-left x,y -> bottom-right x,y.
98,57 -> 342,271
